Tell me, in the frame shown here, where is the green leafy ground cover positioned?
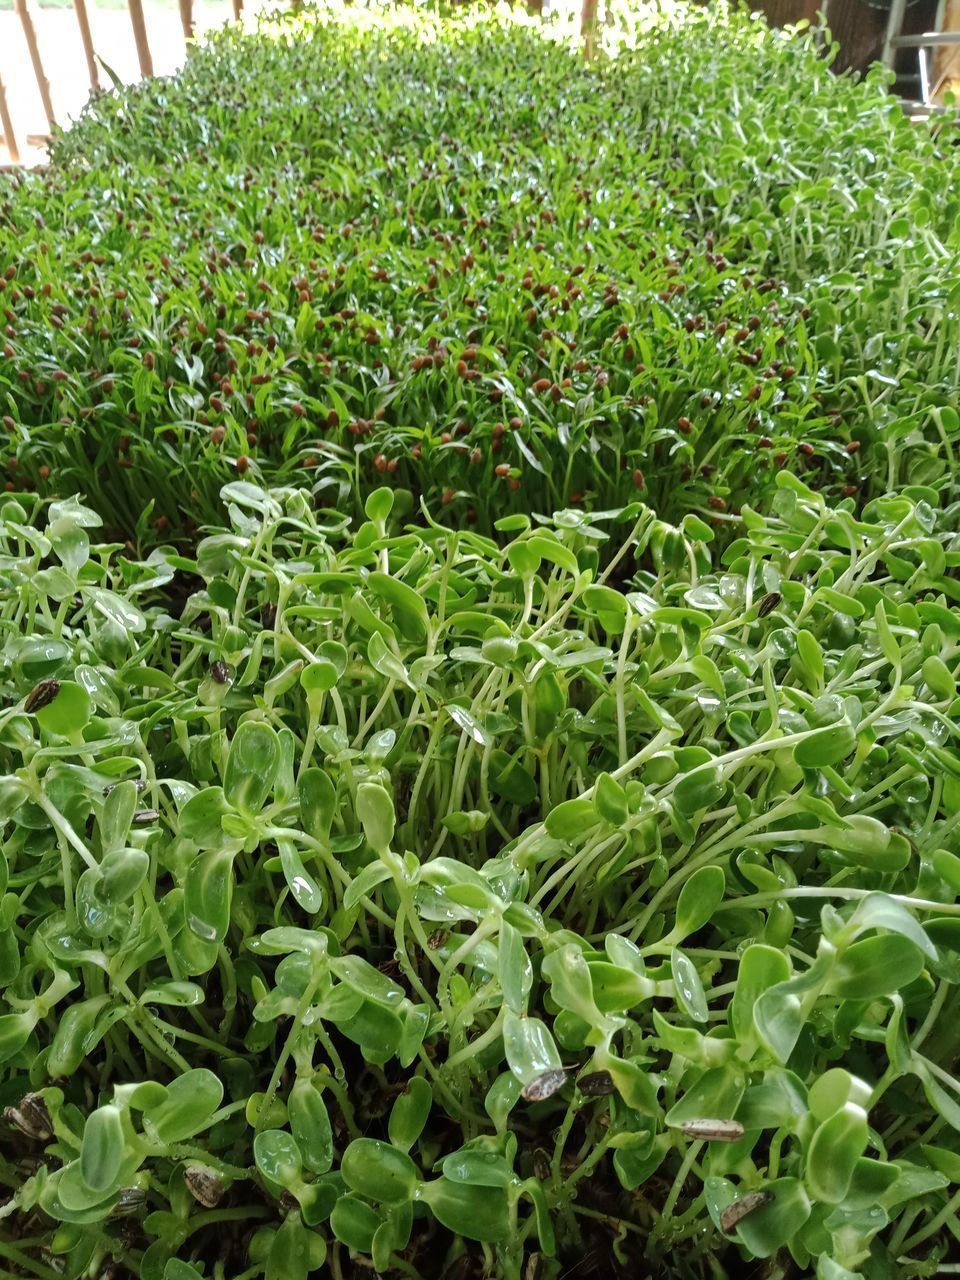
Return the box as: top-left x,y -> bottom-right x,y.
2,4 -> 960,1279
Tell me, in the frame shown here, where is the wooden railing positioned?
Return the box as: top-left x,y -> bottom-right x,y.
0,0 -> 247,165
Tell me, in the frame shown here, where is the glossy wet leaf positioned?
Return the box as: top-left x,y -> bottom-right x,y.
35,681 -> 92,736
254,1130 -> 303,1190
805,1104 -> 869,1204
341,1138 -> 418,1203
671,948 -> 709,1024
184,848 -> 237,943
288,1078 -> 333,1175
730,1179 -> 811,1256
388,1077 -> 432,1153
503,1011 -> 563,1087
419,1178 -> 511,1243
673,866 -> 725,940
223,721 -> 281,815
79,1105 -> 125,1193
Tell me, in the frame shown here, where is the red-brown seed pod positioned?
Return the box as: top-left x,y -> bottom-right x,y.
707,495 -> 727,511
210,426 -> 225,445
442,487 -> 455,504
677,417 -> 692,434
845,440 -> 860,454
470,449 -> 482,465
495,463 -> 511,478
374,453 -> 387,473
798,442 -> 815,456
774,451 -> 788,467
236,455 -> 249,473
38,465 -> 50,480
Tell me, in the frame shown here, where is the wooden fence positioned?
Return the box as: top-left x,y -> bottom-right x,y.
0,0 -> 245,165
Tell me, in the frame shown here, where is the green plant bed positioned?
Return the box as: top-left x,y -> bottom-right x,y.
3,3 -> 960,1277
3,472 -> 960,1278
0,2 -> 956,542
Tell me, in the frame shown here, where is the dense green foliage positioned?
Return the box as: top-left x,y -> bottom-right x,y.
1,2 -> 958,538
2,4 -> 960,1280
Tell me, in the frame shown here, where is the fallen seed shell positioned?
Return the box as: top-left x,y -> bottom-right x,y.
111,1187 -> 147,1217
4,1093 -> 52,1140
680,1118 -> 745,1142
720,1190 -> 774,1233
577,1070 -> 616,1096
757,591 -> 782,618
103,779 -> 147,796
184,1165 -> 226,1208
521,1068 -> 570,1102
24,678 -> 61,714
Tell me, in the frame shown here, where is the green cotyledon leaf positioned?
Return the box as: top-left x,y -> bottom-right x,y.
223,720 -> 281,814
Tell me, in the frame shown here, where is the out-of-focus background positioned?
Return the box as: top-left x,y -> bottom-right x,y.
0,0 -> 274,165
1,0 -> 959,167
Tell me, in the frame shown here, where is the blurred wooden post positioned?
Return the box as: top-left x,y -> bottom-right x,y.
933,0 -> 960,99
14,0 -> 56,132
581,0 -> 598,59
179,0 -> 194,40
73,0 -> 101,94
128,0 -> 154,79
527,0 -> 543,15
0,73 -> 19,165
232,0 -> 243,20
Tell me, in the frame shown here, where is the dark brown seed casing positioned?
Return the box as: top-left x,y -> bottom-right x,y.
720,1190 -> 774,1233
578,1070 -> 616,1096
757,591 -> 782,618
110,1187 -> 147,1217
210,660 -> 231,684
185,1165 -> 225,1207
4,1093 -> 52,1139
24,678 -> 61,714
132,809 -> 160,825
103,779 -> 148,796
